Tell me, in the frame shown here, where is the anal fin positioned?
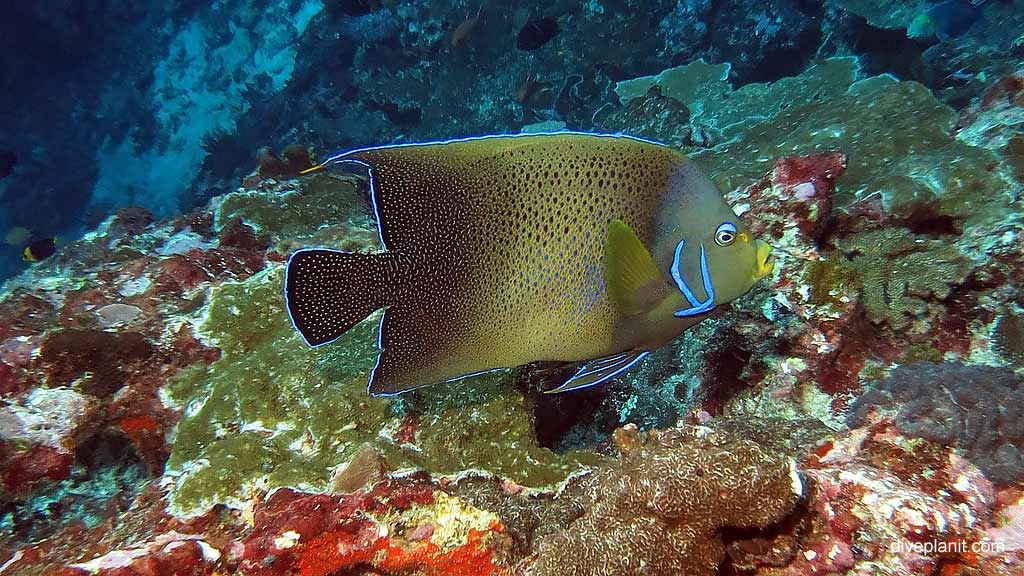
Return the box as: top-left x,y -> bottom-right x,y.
545,350 -> 649,394
368,303 -> 486,396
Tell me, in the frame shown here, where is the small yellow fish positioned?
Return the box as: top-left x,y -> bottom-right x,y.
285,133 -> 773,395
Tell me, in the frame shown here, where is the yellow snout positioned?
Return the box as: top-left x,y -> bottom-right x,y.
753,239 -> 774,280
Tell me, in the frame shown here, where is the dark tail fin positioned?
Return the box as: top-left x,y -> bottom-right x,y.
284,248 -> 400,347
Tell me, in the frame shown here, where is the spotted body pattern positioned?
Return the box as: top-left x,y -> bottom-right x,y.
286,133 -> 771,395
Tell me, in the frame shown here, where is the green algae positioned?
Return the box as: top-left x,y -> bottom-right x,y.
614,58 -> 860,145
615,59 -> 731,107
699,57 -> 859,141
412,375 -> 603,484
165,266 -> 394,512
616,62 -> 1007,226
199,268 -> 297,356
214,174 -> 376,247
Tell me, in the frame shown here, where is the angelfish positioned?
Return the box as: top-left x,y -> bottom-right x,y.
285,133 -> 774,395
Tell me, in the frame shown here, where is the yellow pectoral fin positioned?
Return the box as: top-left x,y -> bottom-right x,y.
604,219 -> 670,316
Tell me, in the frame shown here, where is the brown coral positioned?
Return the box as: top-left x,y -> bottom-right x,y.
994,312 -> 1024,364
39,328 -> 154,397
531,427 -> 801,576
826,228 -> 972,330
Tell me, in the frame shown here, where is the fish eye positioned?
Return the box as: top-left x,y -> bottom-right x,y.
714,222 -> 737,246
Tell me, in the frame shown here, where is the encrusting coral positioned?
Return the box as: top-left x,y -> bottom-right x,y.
694,75 -> 1011,228
849,361 -> 1024,484
817,227 -> 972,330
994,311 -> 1024,364
531,425 -> 801,576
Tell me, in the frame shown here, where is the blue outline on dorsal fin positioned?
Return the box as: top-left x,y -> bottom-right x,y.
315,132 -> 674,252
317,131 -> 673,168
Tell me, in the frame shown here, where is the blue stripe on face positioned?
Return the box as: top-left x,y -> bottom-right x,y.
670,239 -> 716,318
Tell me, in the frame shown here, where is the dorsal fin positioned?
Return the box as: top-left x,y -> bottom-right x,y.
328,145 -> 476,253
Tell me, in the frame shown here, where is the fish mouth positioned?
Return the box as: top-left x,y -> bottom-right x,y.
754,240 -> 774,281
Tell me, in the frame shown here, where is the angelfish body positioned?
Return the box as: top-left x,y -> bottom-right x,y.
285,133 -> 773,395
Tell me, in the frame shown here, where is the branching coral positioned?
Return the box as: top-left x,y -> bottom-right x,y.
531,427 -> 801,576
848,361 -> 1024,484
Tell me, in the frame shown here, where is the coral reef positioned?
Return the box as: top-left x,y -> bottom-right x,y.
238,483 -> 511,576
3,3 -> 1024,572
531,425 -> 802,576
796,417 -> 1000,575
849,362 -> 1024,485
696,74 -> 1011,227
5,0 -> 1023,281
611,58 -> 861,147
824,228 -> 973,330
39,329 -> 155,397
0,170 -> 596,566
